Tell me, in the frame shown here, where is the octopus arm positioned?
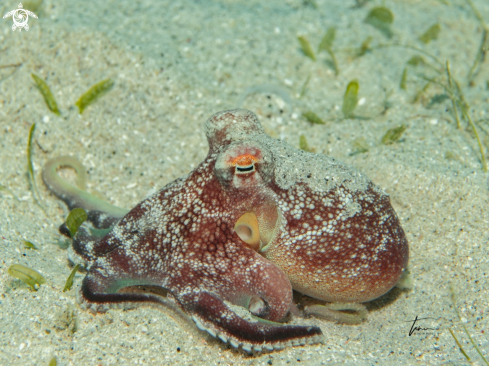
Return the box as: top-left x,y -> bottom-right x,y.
79,263 -> 322,352
178,289 -> 323,352
42,157 -> 129,228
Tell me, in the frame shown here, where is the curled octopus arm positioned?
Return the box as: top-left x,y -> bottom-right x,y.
42,156 -> 129,228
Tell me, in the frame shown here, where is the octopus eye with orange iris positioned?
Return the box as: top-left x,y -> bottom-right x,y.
231,154 -> 258,174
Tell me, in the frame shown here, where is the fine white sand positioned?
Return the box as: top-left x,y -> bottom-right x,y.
0,0 -> 488,365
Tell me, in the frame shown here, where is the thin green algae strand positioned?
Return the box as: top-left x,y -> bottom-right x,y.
8,264 -> 46,291
382,125 -> 407,145
318,27 -> 339,75
365,6 -> 394,38
63,264 -> 80,292
297,36 -> 316,61
318,27 -> 335,52
66,208 -> 87,237
75,78 -> 114,114
42,156 -> 128,219
419,24 -> 441,44
27,123 -> 44,208
400,68 -> 408,90
31,74 -> 60,115
342,80 -> 359,118
299,135 -> 312,152
356,36 -> 373,57
302,111 -> 325,124
23,240 -> 38,250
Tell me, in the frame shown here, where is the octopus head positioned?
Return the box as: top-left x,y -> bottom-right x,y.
205,109 -> 265,152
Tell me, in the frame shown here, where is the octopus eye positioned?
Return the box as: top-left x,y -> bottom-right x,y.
234,212 -> 260,250
232,154 -> 257,175
215,141 -> 274,189
236,164 -> 254,173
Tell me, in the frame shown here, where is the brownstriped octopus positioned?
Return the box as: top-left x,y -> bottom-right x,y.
43,109 -> 409,352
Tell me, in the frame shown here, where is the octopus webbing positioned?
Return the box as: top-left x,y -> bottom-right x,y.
42,109 -> 409,352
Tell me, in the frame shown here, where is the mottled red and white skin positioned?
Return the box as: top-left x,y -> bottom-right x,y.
42,109 -> 408,352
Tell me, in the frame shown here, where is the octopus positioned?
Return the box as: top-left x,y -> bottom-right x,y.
42,109 -> 409,352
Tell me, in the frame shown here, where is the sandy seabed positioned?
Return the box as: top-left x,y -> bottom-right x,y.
0,0 -> 488,365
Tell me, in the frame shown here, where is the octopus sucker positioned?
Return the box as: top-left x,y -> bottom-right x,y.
42,108 -> 408,351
